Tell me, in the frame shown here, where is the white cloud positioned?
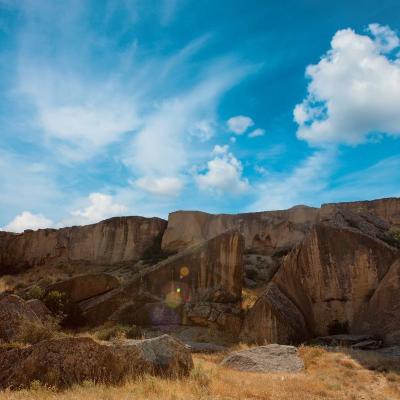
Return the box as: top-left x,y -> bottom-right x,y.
212,144 -> 229,155
124,60 -> 252,179
18,66 -> 140,161
295,24 -> 400,145
368,23 -> 400,53
196,146 -> 249,195
250,150 -> 336,211
2,211 -> 53,233
227,115 -> 254,135
135,176 -> 183,197
67,193 -> 128,225
248,128 -> 265,138
189,119 -> 215,142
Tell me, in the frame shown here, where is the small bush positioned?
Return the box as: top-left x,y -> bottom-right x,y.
96,325 -> 128,341
391,228 -> 400,242
17,319 -> 60,344
25,285 -> 45,301
96,324 -> 143,341
126,325 -> 143,339
42,290 -> 85,328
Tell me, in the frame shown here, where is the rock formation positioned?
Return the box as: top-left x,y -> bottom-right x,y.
45,273 -> 120,303
0,335 -> 193,389
242,207 -> 400,344
0,295 -> 42,342
0,216 -> 167,274
355,258 -> 400,345
79,231 -> 244,328
1,197 -> 399,345
221,344 -> 304,373
161,206 -> 319,255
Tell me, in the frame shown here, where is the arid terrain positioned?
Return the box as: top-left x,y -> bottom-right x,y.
1,197 -> 399,399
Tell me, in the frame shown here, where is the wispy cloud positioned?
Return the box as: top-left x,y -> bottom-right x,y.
250,149 -> 336,211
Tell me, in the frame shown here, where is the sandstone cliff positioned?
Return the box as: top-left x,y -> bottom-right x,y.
242,208 -> 400,344
161,206 -> 319,255
0,217 -> 167,274
79,231 -> 244,328
322,197 -> 400,229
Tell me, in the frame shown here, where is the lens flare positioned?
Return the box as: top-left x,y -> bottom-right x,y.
165,291 -> 182,308
180,266 -> 190,278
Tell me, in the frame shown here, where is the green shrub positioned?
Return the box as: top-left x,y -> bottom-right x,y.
96,324 -> 142,341
25,285 -> 45,301
42,290 -> 85,328
391,229 -> 400,242
126,325 -> 143,339
17,319 -> 60,344
96,325 -> 129,341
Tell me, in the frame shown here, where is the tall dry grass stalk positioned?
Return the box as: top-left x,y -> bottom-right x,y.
0,346 -> 399,400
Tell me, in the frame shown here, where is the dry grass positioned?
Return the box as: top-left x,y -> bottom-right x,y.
0,346 -> 399,400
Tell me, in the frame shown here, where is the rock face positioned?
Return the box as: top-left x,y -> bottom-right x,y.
0,216 -> 167,274
26,299 -> 52,323
221,344 -> 304,373
0,295 -> 42,342
46,273 -> 120,303
80,232 -> 244,327
0,334 -> 193,389
322,197 -> 400,229
241,283 -> 307,344
356,258 -> 400,345
161,206 -> 319,255
242,208 -> 399,344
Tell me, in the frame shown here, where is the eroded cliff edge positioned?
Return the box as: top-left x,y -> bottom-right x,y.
0,197 -> 399,345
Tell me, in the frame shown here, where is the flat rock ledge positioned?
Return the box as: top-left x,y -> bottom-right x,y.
220,344 -> 304,373
0,334 -> 193,389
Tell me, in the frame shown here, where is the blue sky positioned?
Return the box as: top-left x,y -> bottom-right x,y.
1,0 -> 400,232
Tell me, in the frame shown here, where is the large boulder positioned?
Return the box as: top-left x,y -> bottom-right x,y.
0,295 -> 42,342
0,334 -> 193,389
46,273 -> 120,303
80,231 -> 244,326
26,299 -> 52,322
0,216 -> 167,274
355,258 -> 400,345
221,344 -> 304,373
241,209 -> 399,344
241,283 -> 308,344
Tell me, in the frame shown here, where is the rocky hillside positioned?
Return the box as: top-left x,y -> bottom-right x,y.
0,197 -> 399,346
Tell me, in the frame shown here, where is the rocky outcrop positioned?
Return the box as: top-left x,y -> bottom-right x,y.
355,258 -> 400,345
0,335 -> 193,389
80,231 -> 244,327
26,299 -> 52,323
161,206 -> 319,255
241,283 -> 307,344
46,273 -> 120,303
242,209 -> 399,344
221,344 -> 304,373
0,295 -> 42,342
322,197 -> 400,229
0,216 -> 167,274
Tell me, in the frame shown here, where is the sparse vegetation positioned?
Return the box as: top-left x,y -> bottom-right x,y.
391,228 -> 400,242
16,319 -> 61,344
94,324 -> 143,341
0,346 -> 399,399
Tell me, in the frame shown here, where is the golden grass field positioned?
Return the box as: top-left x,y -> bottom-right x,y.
0,346 -> 399,400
